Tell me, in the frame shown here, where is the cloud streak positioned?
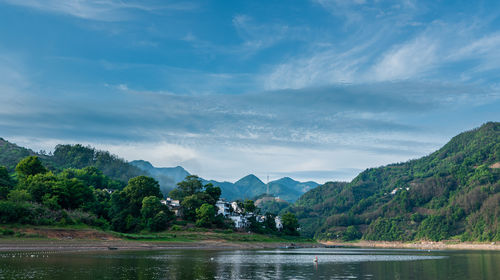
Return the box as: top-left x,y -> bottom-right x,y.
0,0 -> 196,21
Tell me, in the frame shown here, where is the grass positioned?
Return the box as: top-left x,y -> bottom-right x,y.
118,230 -> 315,243
0,224 -> 316,244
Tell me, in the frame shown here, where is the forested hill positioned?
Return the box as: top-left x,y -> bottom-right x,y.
0,141 -> 145,188
0,138 -> 38,171
0,139 -> 318,201
289,122 -> 500,242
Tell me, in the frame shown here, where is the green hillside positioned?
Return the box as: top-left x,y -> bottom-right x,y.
0,138 -> 38,171
289,122 -> 500,241
0,140 -> 145,187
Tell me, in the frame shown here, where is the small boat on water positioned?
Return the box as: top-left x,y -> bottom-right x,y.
107,247 -> 118,250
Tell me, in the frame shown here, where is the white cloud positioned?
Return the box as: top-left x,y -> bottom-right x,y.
0,0 -> 196,21
370,35 -> 437,81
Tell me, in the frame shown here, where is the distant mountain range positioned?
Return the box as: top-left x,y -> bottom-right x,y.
130,160 -> 319,202
0,138 -> 318,202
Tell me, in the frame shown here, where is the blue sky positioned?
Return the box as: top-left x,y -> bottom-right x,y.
0,0 -> 499,183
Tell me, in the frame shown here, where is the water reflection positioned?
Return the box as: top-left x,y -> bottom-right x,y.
0,248 -> 498,279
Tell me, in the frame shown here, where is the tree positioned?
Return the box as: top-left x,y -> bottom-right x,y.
243,199 -> 257,213
141,196 -> 164,220
7,189 -> 31,202
141,196 -> 172,231
15,156 -> 47,178
0,166 -> 13,199
52,177 -> 94,209
342,225 -> 362,241
181,194 -> 203,221
24,172 -> 57,203
149,211 -> 169,232
122,176 -> 162,215
170,175 -> 203,200
282,212 -> 299,236
196,203 -> 216,228
261,213 -> 278,233
204,184 -> 221,203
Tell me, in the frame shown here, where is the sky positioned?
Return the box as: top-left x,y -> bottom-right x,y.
0,0 -> 499,183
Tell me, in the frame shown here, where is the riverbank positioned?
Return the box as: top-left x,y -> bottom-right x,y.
0,239 -> 320,252
321,240 -> 500,251
0,226 -> 317,252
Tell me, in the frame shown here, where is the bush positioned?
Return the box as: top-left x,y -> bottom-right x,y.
416,215 -> 450,241
342,225 -> 362,241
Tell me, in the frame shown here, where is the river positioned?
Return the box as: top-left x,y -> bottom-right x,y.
0,248 -> 498,279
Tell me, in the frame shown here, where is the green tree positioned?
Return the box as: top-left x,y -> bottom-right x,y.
181,194 -> 203,221
122,176 -> 162,215
282,212 -> 299,236
141,196 -> 164,219
243,199 -> 257,213
24,172 -> 57,203
7,189 -> 31,202
149,211 -> 169,232
416,215 -> 450,241
196,203 -> 216,228
15,156 -> 47,178
204,184 -> 221,203
0,166 -> 13,199
264,213 -> 277,233
342,225 -> 362,241
169,175 -> 203,200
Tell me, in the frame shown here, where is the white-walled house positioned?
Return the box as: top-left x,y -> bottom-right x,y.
229,215 -> 247,228
231,201 -> 243,214
161,197 -> 181,216
214,199 -> 286,230
275,216 -> 283,230
215,199 -> 231,217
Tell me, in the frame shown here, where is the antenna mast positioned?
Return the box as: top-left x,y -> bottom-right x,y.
266,175 -> 269,196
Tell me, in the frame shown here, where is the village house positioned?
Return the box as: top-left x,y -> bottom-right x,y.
215,199 -> 231,217
275,216 -> 283,230
161,197 -> 181,216
215,199 -> 283,230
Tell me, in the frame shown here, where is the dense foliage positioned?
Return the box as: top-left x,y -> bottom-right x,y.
0,158 -> 300,236
288,122 -> 500,242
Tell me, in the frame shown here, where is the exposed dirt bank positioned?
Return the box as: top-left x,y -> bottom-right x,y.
0,227 -> 318,252
0,240 -> 314,252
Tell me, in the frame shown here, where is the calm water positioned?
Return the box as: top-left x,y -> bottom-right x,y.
0,248 -> 498,279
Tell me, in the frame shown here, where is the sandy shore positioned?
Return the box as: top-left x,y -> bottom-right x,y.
321,240 -> 500,251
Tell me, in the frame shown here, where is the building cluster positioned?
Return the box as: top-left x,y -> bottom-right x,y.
160,197 -> 181,216
160,197 -> 283,230
215,199 -> 283,230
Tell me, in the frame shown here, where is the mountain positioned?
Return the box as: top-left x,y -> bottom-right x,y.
289,122 -> 500,242
0,141 -> 145,188
0,138 -> 317,202
130,160 -> 190,193
129,160 -> 320,202
0,138 -> 38,171
206,175 -> 319,202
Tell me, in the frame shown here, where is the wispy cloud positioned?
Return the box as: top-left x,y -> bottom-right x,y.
232,15 -> 308,54
0,0 -> 197,21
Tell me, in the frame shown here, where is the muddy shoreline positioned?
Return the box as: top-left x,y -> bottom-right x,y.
0,239 -> 319,252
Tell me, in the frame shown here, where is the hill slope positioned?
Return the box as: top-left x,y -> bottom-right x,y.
290,122 -> 500,241
0,141 -> 145,188
0,139 -> 318,201
130,160 -> 190,193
